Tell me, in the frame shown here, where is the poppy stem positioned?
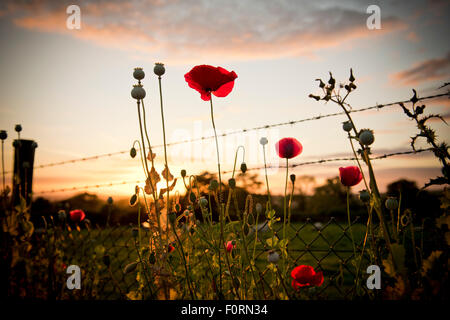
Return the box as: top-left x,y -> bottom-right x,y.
157,76 -> 171,251
262,144 -> 272,210
283,158 -> 288,241
346,187 -> 357,270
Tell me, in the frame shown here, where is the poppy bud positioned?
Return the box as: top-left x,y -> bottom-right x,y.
228,178 -> 236,189
175,203 -> 181,212
308,94 -> 320,101
342,121 -> 353,132
209,180 -> 219,191
267,250 -> 280,263
181,169 -> 187,178
130,147 -> 137,158
199,197 -> 208,207
350,83 -> 357,90
168,212 -> 177,224
385,197 -> 399,210
132,228 -> 139,238
255,203 -> 263,214
226,241 -> 235,253
123,261 -> 139,274
359,129 -> 374,146
154,63 -> 165,76
349,68 -> 355,82
410,89 -> 418,104
131,84 -> 146,100
290,174 -> 296,183
240,162 -> 247,174
260,137 -> 268,146
107,197 -> 113,205
15,124 -> 22,133
189,192 -> 196,203
247,214 -> 255,225
103,254 -> 110,267
0,130 -> 6,140
243,223 -> 250,236
133,67 -> 145,81
129,194 -> 138,207
148,252 -> 156,264
359,190 -> 370,203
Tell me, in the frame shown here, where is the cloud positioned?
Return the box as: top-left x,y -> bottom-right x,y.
390,52 -> 450,85
1,0 -> 409,63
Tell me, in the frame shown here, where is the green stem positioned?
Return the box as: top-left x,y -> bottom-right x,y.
346,187 -> 357,268
262,144 -> 272,210
283,158 -> 288,241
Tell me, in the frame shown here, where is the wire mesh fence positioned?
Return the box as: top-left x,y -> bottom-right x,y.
29,215 -> 374,300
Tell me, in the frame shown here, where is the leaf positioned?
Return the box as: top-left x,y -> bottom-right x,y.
145,167 -> 160,195
159,179 -> 178,198
423,176 -> 449,189
161,165 -> 174,181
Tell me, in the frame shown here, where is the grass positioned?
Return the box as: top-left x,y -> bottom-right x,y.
56,218 -> 371,300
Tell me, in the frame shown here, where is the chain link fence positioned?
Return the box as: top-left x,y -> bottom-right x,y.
29,216 -> 374,300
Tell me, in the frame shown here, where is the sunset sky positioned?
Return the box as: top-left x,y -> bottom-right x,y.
0,0 -> 449,201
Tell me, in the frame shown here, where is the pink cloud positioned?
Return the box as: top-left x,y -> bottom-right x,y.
2,1 -> 410,63
390,52 -> 450,86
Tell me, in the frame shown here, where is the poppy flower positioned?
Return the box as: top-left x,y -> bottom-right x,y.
291,265 -> 324,289
69,209 -> 85,222
339,166 -> 363,187
168,244 -> 175,253
184,65 -> 238,101
226,241 -> 235,253
275,138 -> 303,159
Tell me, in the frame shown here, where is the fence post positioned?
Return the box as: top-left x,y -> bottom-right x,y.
11,139 -> 37,209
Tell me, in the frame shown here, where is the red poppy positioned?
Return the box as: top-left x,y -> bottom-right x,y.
275,138 -> 303,159
339,166 -> 363,187
69,209 -> 85,222
291,265 -> 324,289
184,65 -> 238,101
168,244 -> 175,253
226,241 -> 235,253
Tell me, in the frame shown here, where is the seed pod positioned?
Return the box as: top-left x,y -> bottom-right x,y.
107,197 -> 113,205
385,197 -> 399,210
181,169 -> 187,178
133,67 -> 145,80
131,84 -> 146,100
58,210 -> 66,221
175,203 -> 181,212
15,124 -> 22,132
209,180 -> 219,191
199,197 -> 208,207
359,190 -> 370,203
260,137 -> 268,145
342,121 -> 353,132
189,192 -> 196,203
240,162 -> 247,174
154,63 -> 165,76
359,129 -> 375,146
267,250 -> 280,263
255,203 -> 263,214
228,178 -> 236,189
0,130 -> 7,140
316,79 -> 325,88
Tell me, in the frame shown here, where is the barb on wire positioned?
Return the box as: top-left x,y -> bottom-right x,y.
4,92 -> 448,175
33,148 -> 433,194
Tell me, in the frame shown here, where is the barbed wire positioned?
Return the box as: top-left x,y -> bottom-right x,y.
5,92 -> 448,175
33,147 -> 434,194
